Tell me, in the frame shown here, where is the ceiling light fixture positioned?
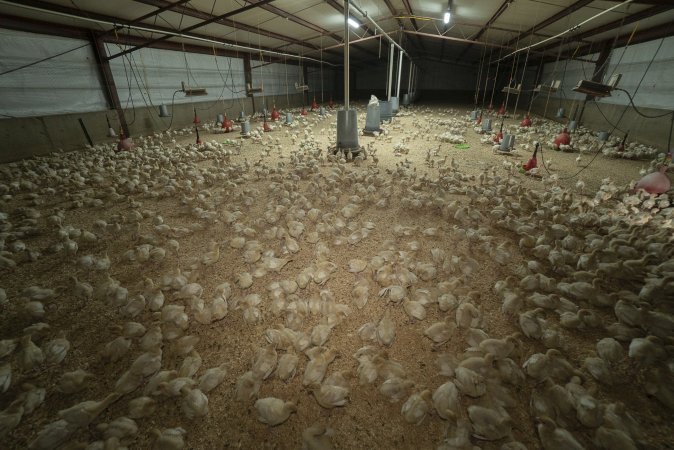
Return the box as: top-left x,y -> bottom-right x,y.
348,17 -> 360,28
443,1 -> 452,24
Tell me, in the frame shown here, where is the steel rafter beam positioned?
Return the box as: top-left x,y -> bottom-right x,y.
0,0 -> 343,64
108,0 -> 277,60
132,0 -> 325,54
531,20 -> 674,63
241,0 -> 379,58
401,0 -> 425,51
534,4 -> 672,53
455,0 -> 511,61
504,0 -> 594,48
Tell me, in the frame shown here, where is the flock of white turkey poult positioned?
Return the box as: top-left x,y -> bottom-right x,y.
0,105 -> 673,449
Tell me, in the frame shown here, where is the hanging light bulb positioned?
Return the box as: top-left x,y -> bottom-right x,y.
347,17 -> 360,28
443,1 -> 452,25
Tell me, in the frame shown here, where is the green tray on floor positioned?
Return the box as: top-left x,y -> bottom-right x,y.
454,144 -> 470,149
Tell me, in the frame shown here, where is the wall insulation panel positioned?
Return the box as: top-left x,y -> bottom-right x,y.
104,44 -> 247,112
601,36 -> 674,110
250,62 -> 300,100
0,29 -> 108,118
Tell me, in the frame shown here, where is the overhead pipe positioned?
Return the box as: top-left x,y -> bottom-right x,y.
349,2 -> 409,58
0,0 -> 338,66
499,0 -> 634,62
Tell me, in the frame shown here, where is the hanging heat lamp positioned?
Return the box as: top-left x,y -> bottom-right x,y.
106,116 -> 117,138
311,96 -> 319,111
520,114 -> 532,127
554,128 -> 571,148
193,108 -> 200,124
271,105 -> 280,121
221,114 -> 233,133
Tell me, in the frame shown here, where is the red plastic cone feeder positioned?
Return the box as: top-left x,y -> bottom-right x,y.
263,118 -> 272,132
328,97 -> 334,109
488,103 -> 494,113
554,128 -> 571,148
498,103 -> 505,116
311,96 -> 319,111
117,129 -> 134,152
271,106 -> 280,121
494,122 -> 504,143
476,113 -> 482,125
193,108 -> 200,124
520,114 -> 532,127
523,143 -> 539,172
636,165 -> 671,194
221,114 -> 233,133
301,107 -> 308,116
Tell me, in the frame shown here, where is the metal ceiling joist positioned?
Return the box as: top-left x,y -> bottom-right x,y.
504,0 -> 594,48
107,0 -> 277,60
0,0 -> 341,65
400,0 -> 425,51
455,0 -> 511,61
132,0 -> 324,54
532,20 -> 674,63
534,4 -> 672,53
240,0 -> 379,59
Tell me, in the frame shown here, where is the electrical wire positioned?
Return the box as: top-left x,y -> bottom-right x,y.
0,43 -> 90,76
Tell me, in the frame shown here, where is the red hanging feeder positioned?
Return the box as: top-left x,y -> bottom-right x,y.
636,166 -> 671,194
488,103 -> 494,113
311,96 -> 319,111
263,116 -> 272,132
554,128 -> 571,148
523,143 -> 539,172
520,114 -> 532,127
328,97 -> 334,109
221,114 -> 233,133
193,108 -> 200,124
301,107 -> 308,116
116,129 -> 134,152
494,121 -> 504,143
195,125 -> 202,145
271,106 -> 280,121
476,112 -> 482,126
498,103 -> 506,116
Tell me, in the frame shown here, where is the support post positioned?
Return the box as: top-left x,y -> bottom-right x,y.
407,61 -> 413,94
90,31 -> 129,136
387,44 -> 394,101
396,49 -> 403,98
243,53 -> 255,114
344,0 -> 350,110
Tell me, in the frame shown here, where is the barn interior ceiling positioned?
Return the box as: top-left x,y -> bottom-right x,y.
1,0 -> 673,68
